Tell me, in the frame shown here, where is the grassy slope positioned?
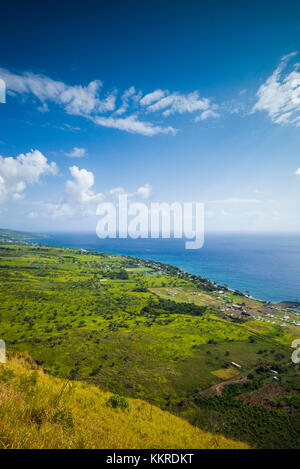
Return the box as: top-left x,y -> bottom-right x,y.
0,354 -> 248,449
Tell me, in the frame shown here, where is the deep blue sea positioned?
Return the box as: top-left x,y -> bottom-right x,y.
30,232 -> 300,304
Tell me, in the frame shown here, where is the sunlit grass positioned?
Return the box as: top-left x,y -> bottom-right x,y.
0,354 -> 249,449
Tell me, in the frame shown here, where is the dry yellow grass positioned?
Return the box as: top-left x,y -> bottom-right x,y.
0,354 -> 249,449
211,367 -> 240,380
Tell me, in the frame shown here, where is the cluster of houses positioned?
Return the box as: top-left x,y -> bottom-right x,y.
251,310 -> 300,327
216,293 -> 252,319
79,250 -> 300,330
214,290 -> 300,327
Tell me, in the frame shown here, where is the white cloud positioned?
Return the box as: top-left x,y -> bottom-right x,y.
114,86 -> 136,115
37,103 -> 49,113
63,124 -> 81,132
33,175 -> 152,220
109,186 -> 126,196
136,183 -> 152,199
253,52 -> 300,126
91,114 -> 176,136
45,166 -> 104,218
28,211 -> 38,219
0,149 -> 57,205
140,89 -> 166,106
195,109 -> 220,122
64,166 -> 103,214
66,147 -> 87,158
0,68 -> 217,136
146,90 -> 210,116
0,68 -> 116,116
295,168 -> 300,176
109,183 -> 152,199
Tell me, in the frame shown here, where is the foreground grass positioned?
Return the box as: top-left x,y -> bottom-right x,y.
0,354 -> 249,449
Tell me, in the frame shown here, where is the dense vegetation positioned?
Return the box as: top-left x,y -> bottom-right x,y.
142,297 -> 207,316
0,242 -> 299,448
193,374 -> 300,449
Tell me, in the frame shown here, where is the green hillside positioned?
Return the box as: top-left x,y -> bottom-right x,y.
0,241 -> 299,448
0,229 -> 45,244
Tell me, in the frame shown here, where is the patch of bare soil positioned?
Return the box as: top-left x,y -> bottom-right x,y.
236,382 -> 295,409
200,375 -> 248,397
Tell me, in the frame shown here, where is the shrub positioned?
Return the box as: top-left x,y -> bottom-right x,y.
107,394 -> 130,411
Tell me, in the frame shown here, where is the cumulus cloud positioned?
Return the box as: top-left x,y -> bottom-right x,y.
46,166 -> 104,218
253,52 -> 300,126
64,166 -> 103,214
0,149 -> 57,205
66,147 -> 87,158
0,68 -> 217,136
33,174 -> 152,220
295,168 -> 300,176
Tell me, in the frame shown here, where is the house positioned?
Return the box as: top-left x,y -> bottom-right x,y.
242,311 -> 251,317
232,304 -> 242,310
231,361 -> 241,369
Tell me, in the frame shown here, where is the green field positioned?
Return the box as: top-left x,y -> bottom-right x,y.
0,242 -> 299,448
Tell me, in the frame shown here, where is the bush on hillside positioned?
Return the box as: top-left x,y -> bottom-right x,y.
107,394 -> 130,411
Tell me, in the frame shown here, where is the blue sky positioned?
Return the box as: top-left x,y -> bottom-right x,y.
1,0 -> 300,232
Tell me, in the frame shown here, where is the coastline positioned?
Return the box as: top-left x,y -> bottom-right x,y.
26,236 -> 289,307
1,227 -> 298,305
